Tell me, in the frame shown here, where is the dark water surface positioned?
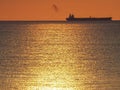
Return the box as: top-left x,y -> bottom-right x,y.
0,21 -> 120,90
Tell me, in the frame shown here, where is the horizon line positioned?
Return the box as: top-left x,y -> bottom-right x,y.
0,20 -> 120,22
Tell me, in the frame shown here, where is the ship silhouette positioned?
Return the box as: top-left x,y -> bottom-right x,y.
66,14 -> 112,21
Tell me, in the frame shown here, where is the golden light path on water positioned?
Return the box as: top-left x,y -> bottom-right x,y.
24,24 -> 89,90
1,23 -> 119,90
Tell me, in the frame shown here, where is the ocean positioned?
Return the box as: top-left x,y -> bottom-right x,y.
0,21 -> 120,90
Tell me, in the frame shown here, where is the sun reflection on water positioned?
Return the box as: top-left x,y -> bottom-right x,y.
0,24 -> 95,90
28,86 -> 74,90
24,24 -> 82,90
2,23 -> 119,90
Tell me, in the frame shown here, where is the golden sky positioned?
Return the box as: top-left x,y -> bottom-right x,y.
0,0 -> 120,20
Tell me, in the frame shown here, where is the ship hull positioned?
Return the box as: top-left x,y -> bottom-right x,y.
66,17 -> 112,21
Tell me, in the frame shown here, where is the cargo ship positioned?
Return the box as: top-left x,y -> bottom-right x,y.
66,14 -> 112,21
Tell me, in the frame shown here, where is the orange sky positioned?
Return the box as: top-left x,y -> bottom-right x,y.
0,0 -> 120,20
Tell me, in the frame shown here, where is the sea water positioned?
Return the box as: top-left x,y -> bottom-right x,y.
0,21 -> 120,90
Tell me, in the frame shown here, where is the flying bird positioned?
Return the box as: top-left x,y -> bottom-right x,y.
52,4 -> 59,12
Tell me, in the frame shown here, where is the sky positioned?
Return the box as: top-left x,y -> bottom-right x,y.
0,0 -> 120,20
